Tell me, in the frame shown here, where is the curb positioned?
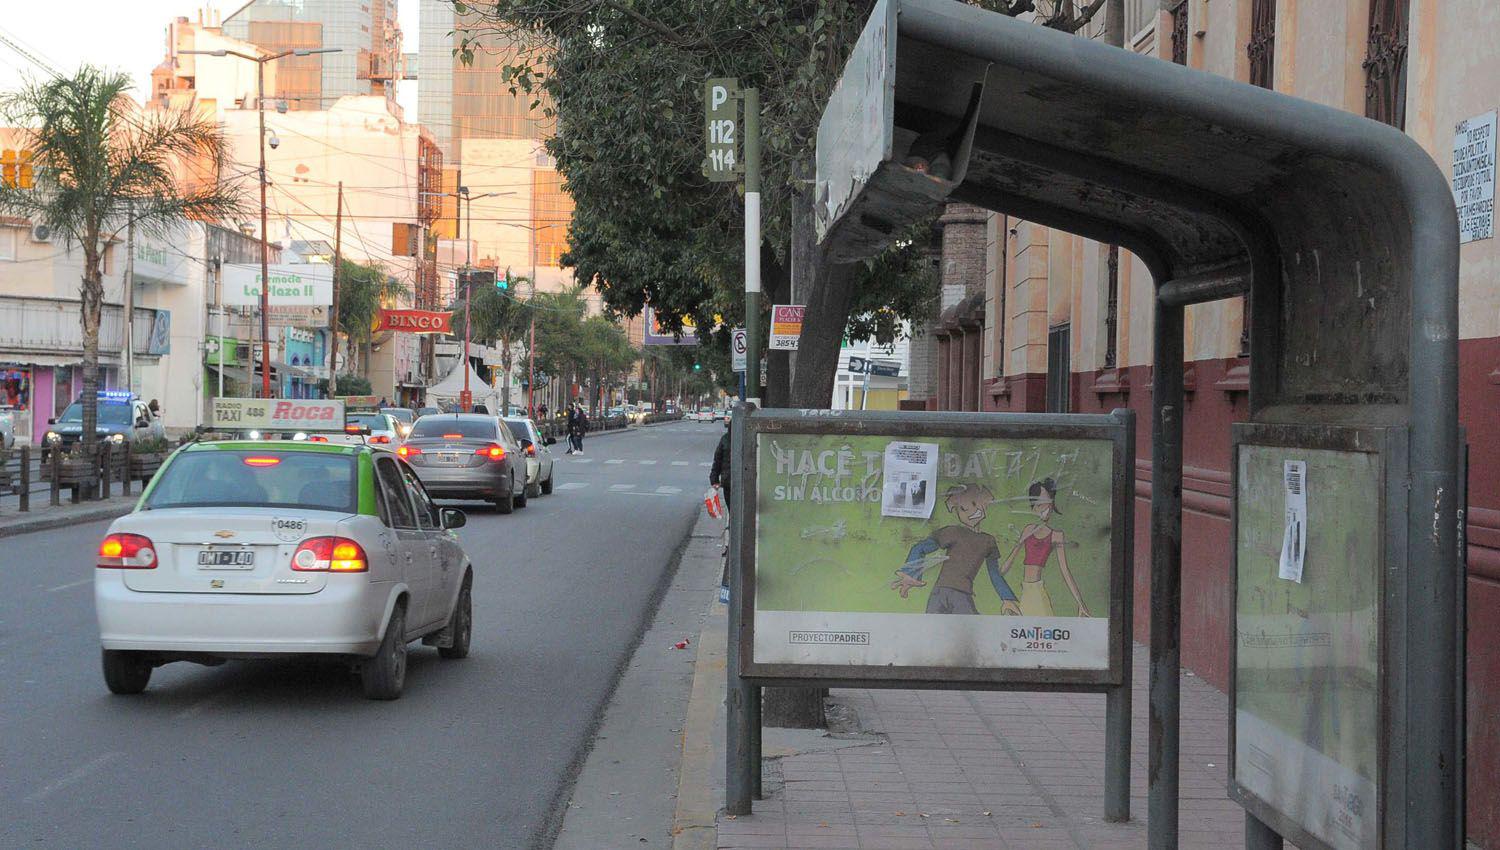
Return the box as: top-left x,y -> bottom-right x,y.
0,500 -> 134,539
673,593 -> 728,850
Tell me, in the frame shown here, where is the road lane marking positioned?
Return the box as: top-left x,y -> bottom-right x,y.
608,483 -> 636,491
699,462 -> 712,467
605,459 -> 625,465
555,482 -> 589,491
44,578 -> 92,593
638,460 -> 657,465
670,461 -> 689,466
570,457 -> 594,463
619,492 -> 672,497
655,486 -> 682,495
24,752 -> 123,804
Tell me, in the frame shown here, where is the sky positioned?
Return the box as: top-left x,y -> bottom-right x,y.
0,0 -> 419,115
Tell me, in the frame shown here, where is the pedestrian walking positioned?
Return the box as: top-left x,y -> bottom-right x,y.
572,405 -> 589,454
565,405 -> 578,454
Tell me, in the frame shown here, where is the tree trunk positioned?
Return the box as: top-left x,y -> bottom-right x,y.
787,258 -> 855,408
79,247 -> 104,461
761,246 -> 792,408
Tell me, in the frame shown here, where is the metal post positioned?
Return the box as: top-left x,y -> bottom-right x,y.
462,190 -> 472,411
99,442 -> 111,500
19,444 -> 29,512
123,201 -> 135,393
743,88 -> 761,406
1105,406 -> 1135,823
328,181 -> 344,396
1245,812 -> 1283,850
726,403 -> 757,815
122,441 -> 132,497
257,58 -> 272,400
860,367 -> 871,410
1147,301 -> 1184,849
49,445 -> 59,507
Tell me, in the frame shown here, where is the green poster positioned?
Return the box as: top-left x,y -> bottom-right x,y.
752,432 -> 1116,670
1234,444 -> 1380,850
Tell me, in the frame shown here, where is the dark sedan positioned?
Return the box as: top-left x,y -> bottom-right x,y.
397,413 -> 529,513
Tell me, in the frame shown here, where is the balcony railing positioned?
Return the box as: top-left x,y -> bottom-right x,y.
0,296 -> 159,360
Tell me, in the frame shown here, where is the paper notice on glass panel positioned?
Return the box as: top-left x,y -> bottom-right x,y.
881,441 -> 939,519
1279,459 -> 1308,583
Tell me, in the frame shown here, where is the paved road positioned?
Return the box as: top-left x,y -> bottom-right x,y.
0,421 -> 725,849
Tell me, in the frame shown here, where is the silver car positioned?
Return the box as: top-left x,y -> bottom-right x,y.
503,417 -> 557,497
399,414 -> 529,513
94,441 -> 473,700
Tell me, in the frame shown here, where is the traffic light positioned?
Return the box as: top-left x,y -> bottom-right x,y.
693,362 -> 702,371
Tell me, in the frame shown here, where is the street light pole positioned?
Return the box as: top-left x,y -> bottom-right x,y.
181,46 -> 340,400
463,186 -> 472,411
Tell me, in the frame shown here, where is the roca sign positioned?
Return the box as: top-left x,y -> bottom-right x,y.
211,398 -> 346,431
374,309 -> 453,335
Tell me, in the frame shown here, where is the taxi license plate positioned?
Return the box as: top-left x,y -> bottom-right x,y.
198,549 -> 255,569
438,452 -> 461,463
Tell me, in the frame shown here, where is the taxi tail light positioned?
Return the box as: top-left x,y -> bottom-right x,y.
370,435 -> 392,444
526,443 -> 536,457
98,533 -> 158,569
397,445 -> 420,458
308,435 -> 328,443
291,536 -> 368,572
476,443 -> 506,461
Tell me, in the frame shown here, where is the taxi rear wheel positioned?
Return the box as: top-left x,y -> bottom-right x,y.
102,650 -> 152,695
541,470 -> 554,495
361,603 -> 407,700
494,476 -> 516,514
438,576 -> 472,660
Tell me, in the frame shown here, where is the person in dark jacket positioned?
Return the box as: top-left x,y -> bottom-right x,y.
710,419 -> 731,509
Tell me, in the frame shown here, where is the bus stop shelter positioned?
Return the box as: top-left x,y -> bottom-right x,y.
812,1 -> 1462,847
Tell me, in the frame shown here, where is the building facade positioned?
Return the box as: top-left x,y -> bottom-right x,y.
221,0 -> 402,111
917,1 -> 1500,843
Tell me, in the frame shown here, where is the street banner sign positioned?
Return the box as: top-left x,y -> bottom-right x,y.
643,306 -> 701,346
222,263 -> 333,307
734,408 -> 1133,686
703,77 -> 741,182
374,308 -> 453,335
848,355 -> 901,377
768,305 -> 805,351
210,397 -> 345,431
732,327 -> 748,371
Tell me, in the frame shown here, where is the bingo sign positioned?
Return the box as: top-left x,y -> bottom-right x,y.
769,305 -> 805,351
374,308 -> 452,334
211,398 -> 345,432
1453,110 -> 1496,243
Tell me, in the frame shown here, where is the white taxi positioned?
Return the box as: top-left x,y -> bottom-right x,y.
94,440 -> 474,700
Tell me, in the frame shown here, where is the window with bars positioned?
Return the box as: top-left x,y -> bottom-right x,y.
1047,325 -> 1072,413
1169,0 -> 1188,65
1248,0 -> 1275,89
1363,0 -> 1410,129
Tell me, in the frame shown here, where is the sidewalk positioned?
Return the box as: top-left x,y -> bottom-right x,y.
710,648 -> 1256,850
0,492 -> 136,538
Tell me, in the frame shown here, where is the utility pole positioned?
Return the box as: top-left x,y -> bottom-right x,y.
215,256 -> 225,401
123,201 -> 135,394
328,181 -> 344,397
744,87 -> 761,407
462,186 -> 472,412
256,59 -> 272,399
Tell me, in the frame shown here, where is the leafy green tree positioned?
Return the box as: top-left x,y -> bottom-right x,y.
336,258 -> 409,376
450,275 -> 535,409
0,67 -> 245,454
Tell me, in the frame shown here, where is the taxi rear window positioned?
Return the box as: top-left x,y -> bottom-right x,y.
144,451 -> 357,512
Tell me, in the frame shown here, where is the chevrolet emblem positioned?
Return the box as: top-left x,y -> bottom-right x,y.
213,530 -> 236,539
210,579 -> 225,588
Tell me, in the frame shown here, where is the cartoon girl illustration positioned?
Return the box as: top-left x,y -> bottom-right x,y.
997,478 -> 1091,617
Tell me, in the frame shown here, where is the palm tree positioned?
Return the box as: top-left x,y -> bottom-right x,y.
0,67 -> 245,455
335,258 -> 409,376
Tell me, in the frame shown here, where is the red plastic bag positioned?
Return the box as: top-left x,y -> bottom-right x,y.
704,487 -> 725,519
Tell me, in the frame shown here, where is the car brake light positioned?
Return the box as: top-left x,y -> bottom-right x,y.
442,433 -> 463,439
308,435 -> 328,443
397,445 -> 421,458
370,435 -> 391,444
291,537 -> 369,572
243,456 -> 281,467
476,443 -> 505,461
526,443 -> 536,457
98,533 -> 158,569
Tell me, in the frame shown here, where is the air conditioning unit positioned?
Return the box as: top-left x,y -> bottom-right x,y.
29,224 -> 52,243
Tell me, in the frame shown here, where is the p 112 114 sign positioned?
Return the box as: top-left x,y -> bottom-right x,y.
703,78 -> 741,182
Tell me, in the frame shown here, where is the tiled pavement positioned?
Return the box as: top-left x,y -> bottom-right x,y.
717,646 -> 1272,850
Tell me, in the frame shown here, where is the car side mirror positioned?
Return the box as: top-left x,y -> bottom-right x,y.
544,436 -> 557,446
441,508 -> 466,530
47,418 -> 56,425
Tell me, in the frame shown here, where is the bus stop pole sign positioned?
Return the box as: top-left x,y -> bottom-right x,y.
703,78 -> 742,182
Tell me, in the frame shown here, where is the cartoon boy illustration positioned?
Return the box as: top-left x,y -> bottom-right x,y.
889,483 -> 1022,615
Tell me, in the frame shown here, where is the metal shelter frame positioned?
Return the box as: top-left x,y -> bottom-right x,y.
813,1 -> 1462,847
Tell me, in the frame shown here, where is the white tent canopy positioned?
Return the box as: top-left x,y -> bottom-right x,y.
425,359 -> 501,412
